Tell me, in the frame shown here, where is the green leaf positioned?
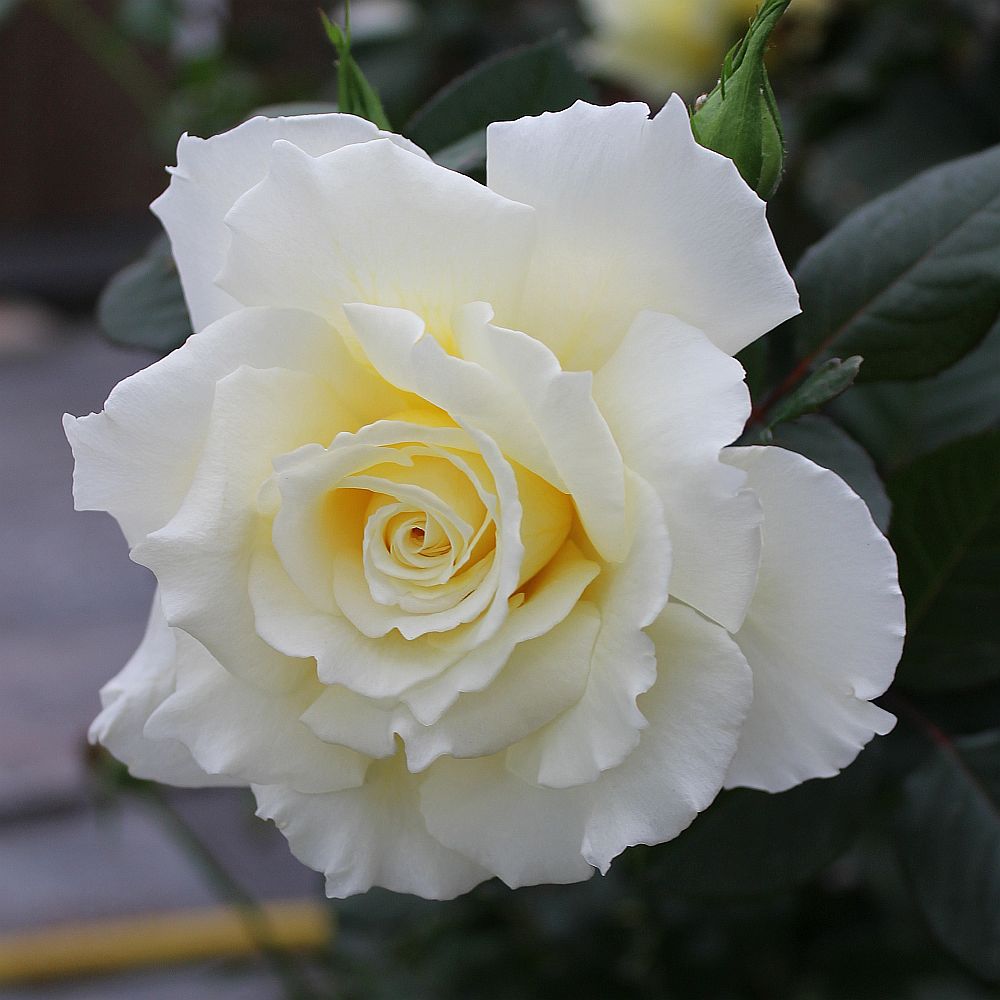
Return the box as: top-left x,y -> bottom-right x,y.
769,415 -> 891,533
321,8 -> 391,131
889,430 -> 1000,693
405,37 -> 595,166
651,740 -> 896,896
763,356 -> 863,433
97,236 -> 191,354
894,729 -> 1000,982
831,319 -> 1000,474
689,0 -> 789,199
777,143 -> 1000,382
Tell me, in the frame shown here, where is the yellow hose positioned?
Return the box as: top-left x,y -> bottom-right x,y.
0,899 -> 332,985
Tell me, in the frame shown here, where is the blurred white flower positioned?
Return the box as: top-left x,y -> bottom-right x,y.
581,0 -> 833,99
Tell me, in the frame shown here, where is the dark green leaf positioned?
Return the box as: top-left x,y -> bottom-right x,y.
831,319 -> 1000,474
894,729 -> 1000,982
405,37 -> 595,165
431,131 -> 487,177
763,356 -> 863,432
777,143 -> 1000,382
769,415 -> 891,533
889,430 -> 1000,692
97,236 -> 191,354
652,740 -> 896,896
689,0 -> 789,199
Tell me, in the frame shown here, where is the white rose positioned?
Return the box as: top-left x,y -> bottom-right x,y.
66,100 -> 904,899
580,0 -> 761,98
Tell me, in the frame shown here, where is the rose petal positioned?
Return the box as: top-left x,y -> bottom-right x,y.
398,601 -> 601,770
420,756 -> 595,889
344,301 -> 628,561
486,97 -> 799,369
420,602 -> 752,888
400,540 -> 600,724
64,307 -> 386,547
88,596 -> 234,788
722,446 -> 904,792
253,759 -> 491,899
152,113 -> 425,331
144,632 -> 367,794
219,138 -> 535,337
594,310 -> 761,631
133,364 -> 349,692
505,471 -> 671,787
582,602 -> 753,872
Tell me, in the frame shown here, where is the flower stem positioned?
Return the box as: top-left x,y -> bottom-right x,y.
138,785 -> 321,1000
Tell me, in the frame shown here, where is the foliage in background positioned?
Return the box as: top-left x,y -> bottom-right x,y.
71,0 -> 1000,996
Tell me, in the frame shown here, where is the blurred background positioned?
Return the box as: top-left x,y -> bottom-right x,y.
2,0 -> 999,997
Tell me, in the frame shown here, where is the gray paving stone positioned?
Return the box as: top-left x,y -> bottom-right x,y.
1,325 -> 157,803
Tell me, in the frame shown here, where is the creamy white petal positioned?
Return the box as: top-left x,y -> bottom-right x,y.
486,97 -> 799,369
219,138 -> 535,335
454,304 -> 628,562
420,603 -> 752,888
144,632 -> 367,794
254,760 -> 491,899
64,307 -> 370,548
400,540 -> 600,724
582,602 -> 753,873
133,365 -> 350,692
342,302 -> 560,486
300,685 -> 400,759
344,301 -> 628,561
398,602 -> 601,771
722,447 -> 904,793
421,756 -> 595,889
506,472 -> 671,788
88,596 -> 233,788
152,113 -> 426,331
594,310 -> 761,631
267,420 -> 523,650
250,544 -> 463,698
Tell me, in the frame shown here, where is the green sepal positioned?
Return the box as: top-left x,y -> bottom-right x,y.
689,0 -> 789,198
760,355 -> 863,437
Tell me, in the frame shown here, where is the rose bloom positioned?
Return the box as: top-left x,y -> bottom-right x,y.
65,99 -> 904,898
581,0 -> 833,99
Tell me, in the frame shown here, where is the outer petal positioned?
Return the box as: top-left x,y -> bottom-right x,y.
582,602 -> 753,872
218,138 -> 535,338
722,446 -> 904,792
505,471 -> 671,788
64,306 -> 402,547
421,603 -> 752,889
253,759 -> 491,900
133,364 -> 350,692
152,113 -> 426,331
594,310 -> 761,631
421,756 -> 595,889
486,97 -> 799,369
88,596 -> 233,788
144,632 -> 367,794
